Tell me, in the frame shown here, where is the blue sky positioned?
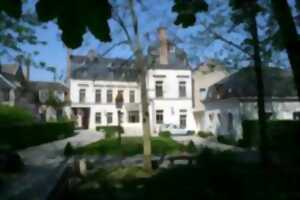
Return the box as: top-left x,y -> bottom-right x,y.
5,0 -> 295,81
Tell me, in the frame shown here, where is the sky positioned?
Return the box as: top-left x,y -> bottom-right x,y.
4,0 -> 296,82
15,0 -> 228,82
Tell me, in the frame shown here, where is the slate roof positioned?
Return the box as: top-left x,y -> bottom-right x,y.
206,67 -> 298,101
147,40 -> 190,70
29,81 -> 68,91
70,56 -> 137,81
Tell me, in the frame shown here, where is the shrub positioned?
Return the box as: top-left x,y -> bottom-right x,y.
64,142 -> 74,157
96,126 -> 124,139
198,131 -> 213,138
0,122 -> 75,150
0,105 -> 34,126
217,135 -> 236,146
185,141 -> 197,153
159,131 -> 171,138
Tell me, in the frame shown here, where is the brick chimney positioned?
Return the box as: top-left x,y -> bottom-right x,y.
158,27 -> 169,65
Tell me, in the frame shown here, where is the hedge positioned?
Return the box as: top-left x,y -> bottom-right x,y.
242,120 -> 300,151
96,126 -> 124,139
0,105 -> 34,126
0,122 -> 75,150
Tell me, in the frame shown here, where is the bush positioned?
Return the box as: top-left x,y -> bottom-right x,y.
159,131 -> 171,138
185,141 -> 197,153
217,135 -> 236,146
198,131 -> 213,138
0,122 -> 75,150
0,105 -> 34,126
64,142 -> 74,157
96,126 -> 124,139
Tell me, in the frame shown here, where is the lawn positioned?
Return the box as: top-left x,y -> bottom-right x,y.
75,136 -> 186,156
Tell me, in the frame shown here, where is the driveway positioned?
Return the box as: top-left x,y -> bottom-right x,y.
1,129 -> 103,200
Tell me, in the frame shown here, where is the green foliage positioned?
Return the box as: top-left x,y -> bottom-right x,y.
217,135 -> 237,146
197,131 -> 213,138
96,126 -> 124,139
242,120 -> 300,150
64,142 -> 74,157
0,105 -> 34,126
172,0 -> 208,28
75,137 -> 183,156
0,0 -> 22,18
36,0 -> 112,48
159,131 -> 171,138
0,122 -> 74,150
185,141 -> 197,153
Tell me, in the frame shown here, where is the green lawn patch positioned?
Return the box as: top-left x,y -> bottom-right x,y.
75,137 -> 184,156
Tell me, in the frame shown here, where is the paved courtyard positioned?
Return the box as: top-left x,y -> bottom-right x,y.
0,129 -> 103,200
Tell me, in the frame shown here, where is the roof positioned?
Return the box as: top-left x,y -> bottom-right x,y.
206,67 -> 298,101
147,40 -> 190,70
0,74 -> 14,89
0,64 -> 20,75
70,56 -> 138,81
29,81 -> 68,91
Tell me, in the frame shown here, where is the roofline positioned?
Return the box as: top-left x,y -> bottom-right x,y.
204,96 -> 300,103
70,78 -> 139,83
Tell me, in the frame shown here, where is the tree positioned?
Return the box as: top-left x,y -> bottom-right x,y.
173,0 -> 269,165
270,0 -> 300,98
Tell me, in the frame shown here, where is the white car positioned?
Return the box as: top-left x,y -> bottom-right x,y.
159,124 -> 192,135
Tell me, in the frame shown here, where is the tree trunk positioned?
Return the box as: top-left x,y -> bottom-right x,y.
136,50 -> 152,171
271,0 -> 300,98
249,13 -> 269,166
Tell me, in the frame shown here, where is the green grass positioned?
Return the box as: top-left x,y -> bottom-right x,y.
75,137 -> 184,156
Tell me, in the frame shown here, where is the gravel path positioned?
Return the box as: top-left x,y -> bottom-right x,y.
0,129 -> 103,200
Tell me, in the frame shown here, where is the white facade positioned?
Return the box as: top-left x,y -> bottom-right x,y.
192,64 -> 229,131
203,98 -> 300,140
70,68 -> 196,136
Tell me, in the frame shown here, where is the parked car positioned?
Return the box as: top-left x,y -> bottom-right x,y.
159,124 -> 193,135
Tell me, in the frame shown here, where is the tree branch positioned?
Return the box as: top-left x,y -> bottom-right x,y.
100,40 -> 129,56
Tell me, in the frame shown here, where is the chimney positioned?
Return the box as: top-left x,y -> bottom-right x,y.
25,64 -> 30,81
87,49 -> 97,61
158,27 -> 169,65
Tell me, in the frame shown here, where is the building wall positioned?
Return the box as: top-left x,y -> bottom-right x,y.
204,99 -> 300,140
192,67 -> 229,131
70,69 -> 196,135
147,69 -> 196,133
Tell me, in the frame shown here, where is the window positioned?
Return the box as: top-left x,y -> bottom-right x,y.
79,89 -> 86,103
179,81 -> 187,97
95,112 -> 101,124
200,88 -> 206,99
107,89 -> 113,103
95,89 -> 101,103
107,112 -> 113,124
129,90 -> 135,103
155,81 -> 163,98
179,114 -> 187,128
156,110 -> 163,124
128,111 -> 139,123
293,112 -> 300,120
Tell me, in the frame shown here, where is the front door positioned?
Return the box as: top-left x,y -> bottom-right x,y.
73,108 -> 90,129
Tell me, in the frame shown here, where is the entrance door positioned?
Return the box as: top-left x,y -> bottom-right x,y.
73,108 -> 90,129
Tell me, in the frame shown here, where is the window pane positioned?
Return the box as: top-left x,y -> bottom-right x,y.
130,90 -> 135,103
180,114 -> 186,128
179,81 -> 186,97
128,111 -> 139,123
107,112 -> 113,124
156,110 -> 163,124
79,89 -> 86,103
107,89 -> 112,103
95,112 -> 101,123
95,89 -> 101,103
155,81 -> 163,98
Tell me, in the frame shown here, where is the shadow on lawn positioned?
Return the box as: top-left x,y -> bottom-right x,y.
65,148 -> 300,200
